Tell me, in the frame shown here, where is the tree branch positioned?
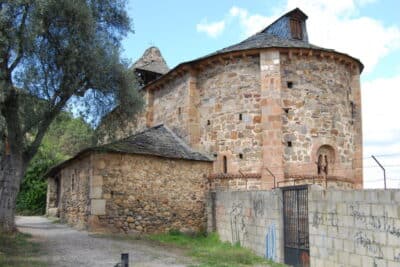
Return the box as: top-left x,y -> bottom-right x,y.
9,4 -> 29,72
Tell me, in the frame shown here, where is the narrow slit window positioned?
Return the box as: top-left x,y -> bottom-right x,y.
239,114 -> 242,121
71,174 -> 75,191
207,120 -> 211,126
287,141 -> 292,147
223,156 -> 228,174
350,101 -> 355,118
178,107 -> 181,115
239,153 -> 243,159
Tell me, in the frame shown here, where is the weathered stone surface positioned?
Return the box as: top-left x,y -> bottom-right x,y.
112,48 -> 362,190
93,153 -> 212,233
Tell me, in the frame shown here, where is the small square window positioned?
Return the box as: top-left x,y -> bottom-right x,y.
287,141 -> 292,147
287,81 -> 293,88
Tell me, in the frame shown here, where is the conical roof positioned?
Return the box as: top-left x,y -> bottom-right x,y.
132,47 -> 169,75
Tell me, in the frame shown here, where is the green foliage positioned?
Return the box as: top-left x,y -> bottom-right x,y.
15,150 -> 58,215
0,0 -> 142,161
0,232 -> 47,267
42,112 -> 94,157
16,112 -> 93,215
150,232 -> 285,267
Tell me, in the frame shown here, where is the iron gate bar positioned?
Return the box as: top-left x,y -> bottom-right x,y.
282,185 -> 309,267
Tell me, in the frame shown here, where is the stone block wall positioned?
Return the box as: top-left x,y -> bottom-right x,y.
152,74 -> 190,141
108,47 -> 362,189
309,187 -> 400,267
209,190 -> 284,263
280,54 -> 360,181
92,153 -> 212,233
197,56 -> 262,175
58,156 -> 91,229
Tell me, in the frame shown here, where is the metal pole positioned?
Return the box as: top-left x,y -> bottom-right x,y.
121,253 -> 129,267
371,155 -> 386,189
265,167 -> 276,188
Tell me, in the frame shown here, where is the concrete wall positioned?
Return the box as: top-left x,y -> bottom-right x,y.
309,187 -> 400,267
209,190 -> 284,263
210,186 -> 400,266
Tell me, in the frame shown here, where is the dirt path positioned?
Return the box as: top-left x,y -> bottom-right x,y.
16,216 -> 195,267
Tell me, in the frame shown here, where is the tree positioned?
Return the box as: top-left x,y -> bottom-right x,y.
16,112 -> 93,215
0,0 -> 142,232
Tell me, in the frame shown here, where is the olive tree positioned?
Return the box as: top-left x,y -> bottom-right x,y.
0,0 -> 142,232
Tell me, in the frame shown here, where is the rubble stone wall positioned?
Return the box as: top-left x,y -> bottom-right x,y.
92,152 -> 212,233
58,155 -> 91,229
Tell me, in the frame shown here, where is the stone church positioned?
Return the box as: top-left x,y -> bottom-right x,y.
46,8 -> 363,233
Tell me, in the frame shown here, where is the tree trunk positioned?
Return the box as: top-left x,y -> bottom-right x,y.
0,153 -> 26,233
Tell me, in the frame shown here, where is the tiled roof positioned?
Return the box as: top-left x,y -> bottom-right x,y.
99,124 -> 212,161
45,125 -> 212,177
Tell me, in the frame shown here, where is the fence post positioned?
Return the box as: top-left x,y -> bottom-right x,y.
121,253 -> 129,267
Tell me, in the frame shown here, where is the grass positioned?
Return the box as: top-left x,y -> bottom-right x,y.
0,232 -> 47,267
149,231 -> 286,267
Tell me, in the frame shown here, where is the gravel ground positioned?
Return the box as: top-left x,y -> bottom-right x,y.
16,216 -> 195,267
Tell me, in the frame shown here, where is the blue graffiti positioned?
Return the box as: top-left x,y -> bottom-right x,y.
265,224 -> 276,261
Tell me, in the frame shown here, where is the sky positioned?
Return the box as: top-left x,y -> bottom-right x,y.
122,0 -> 400,189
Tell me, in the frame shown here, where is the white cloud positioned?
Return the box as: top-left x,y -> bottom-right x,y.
197,1 -> 400,72
285,0 -> 400,72
229,6 -> 273,36
196,19 -> 225,38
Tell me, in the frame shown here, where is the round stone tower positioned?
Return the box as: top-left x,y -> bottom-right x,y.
128,8 -> 363,189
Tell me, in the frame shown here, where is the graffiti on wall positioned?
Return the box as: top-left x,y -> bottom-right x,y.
350,204 -> 400,238
312,210 -> 339,229
252,194 -> 264,217
229,201 -> 247,245
349,204 -> 400,261
265,223 -> 276,261
354,231 -> 384,259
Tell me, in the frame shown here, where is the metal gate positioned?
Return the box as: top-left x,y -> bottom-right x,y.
283,186 -> 309,267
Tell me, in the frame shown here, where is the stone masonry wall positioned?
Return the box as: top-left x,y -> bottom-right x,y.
152,74 -> 190,141
280,54 -> 358,180
92,153 -> 212,233
197,56 -> 262,174
209,190 -> 284,263
58,156 -> 91,229
309,187 -> 400,267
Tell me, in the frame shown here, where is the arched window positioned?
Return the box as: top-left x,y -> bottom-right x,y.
223,156 -> 228,174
